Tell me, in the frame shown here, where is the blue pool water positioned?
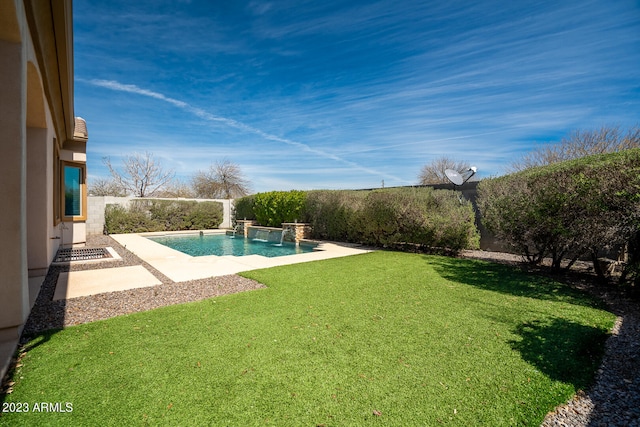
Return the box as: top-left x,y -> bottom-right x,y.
148,233 -> 317,257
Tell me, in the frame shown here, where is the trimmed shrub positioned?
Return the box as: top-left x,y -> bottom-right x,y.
185,201 -> 225,230
478,149 -> 640,278
233,194 -> 257,221
146,200 -> 190,231
304,190 -> 367,242
253,191 -> 307,227
104,203 -> 155,234
104,199 -> 223,233
232,188 -> 479,252
306,188 -> 479,252
358,188 -> 478,251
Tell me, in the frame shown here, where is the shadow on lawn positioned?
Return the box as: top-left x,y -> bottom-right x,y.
427,255 -> 603,308
509,318 -> 609,390
429,255 -> 612,392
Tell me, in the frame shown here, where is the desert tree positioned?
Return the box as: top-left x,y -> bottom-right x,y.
418,156 -> 471,185
103,151 -> 175,197
87,177 -> 127,196
192,159 -> 251,199
509,125 -> 640,172
153,179 -> 195,198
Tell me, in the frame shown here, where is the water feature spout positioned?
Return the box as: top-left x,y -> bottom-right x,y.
273,229 -> 286,247
253,229 -> 270,242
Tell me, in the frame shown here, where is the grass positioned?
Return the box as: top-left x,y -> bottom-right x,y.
0,252 -> 615,426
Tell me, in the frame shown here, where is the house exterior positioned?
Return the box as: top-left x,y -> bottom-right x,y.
0,0 -> 87,378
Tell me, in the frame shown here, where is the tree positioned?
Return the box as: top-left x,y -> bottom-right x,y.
153,179 -> 195,198
87,177 -> 127,196
509,125 -> 640,172
192,159 -> 251,199
103,152 -> 175,197
418,156 -> 471,185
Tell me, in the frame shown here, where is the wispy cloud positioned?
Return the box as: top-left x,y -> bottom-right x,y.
85,78 -> 407,183
74,0 -> 640,191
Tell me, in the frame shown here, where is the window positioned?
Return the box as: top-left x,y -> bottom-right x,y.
53,142 -> 61,225
61,161 -> 86,221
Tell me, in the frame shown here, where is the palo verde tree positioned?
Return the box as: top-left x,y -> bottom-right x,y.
103,151 -> 175,197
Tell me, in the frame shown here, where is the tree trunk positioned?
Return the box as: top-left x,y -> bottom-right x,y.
590,248 -> 607,283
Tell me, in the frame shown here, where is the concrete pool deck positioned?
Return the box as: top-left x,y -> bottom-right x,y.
109,231 -> 373,283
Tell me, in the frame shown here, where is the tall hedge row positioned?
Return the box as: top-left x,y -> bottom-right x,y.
477,149 -> 640,282
233,194 -> 256,221
303,190 -> 367,242
234,188 -> 480,252
252,190 -> 307,227
105,199 -> 223,234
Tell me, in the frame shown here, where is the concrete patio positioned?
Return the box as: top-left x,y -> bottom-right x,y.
53,266 -> 162,301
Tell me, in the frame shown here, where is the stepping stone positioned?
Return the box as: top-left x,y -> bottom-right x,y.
54,266 -> 161,300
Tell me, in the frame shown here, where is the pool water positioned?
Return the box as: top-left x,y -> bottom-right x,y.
148,234 -> 317,257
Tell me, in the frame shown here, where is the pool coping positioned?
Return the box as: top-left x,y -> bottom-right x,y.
110,231 -> 373,282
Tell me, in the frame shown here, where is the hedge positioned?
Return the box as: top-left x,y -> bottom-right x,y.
235,188 -> 480,252
303,190 -> 367,242
105,199 -> 223,234
233,194 -> 256,221
253,191 -> 307,227
308,188 -> 479,252
477,148 -> 640,282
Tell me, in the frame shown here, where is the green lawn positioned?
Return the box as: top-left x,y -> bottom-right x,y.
0,252 -> 615,426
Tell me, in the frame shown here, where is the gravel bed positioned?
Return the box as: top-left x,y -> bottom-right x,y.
14,243 -> 640,426
21,235 -> 264,336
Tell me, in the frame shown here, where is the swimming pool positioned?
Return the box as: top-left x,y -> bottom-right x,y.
148,233 -> 318,257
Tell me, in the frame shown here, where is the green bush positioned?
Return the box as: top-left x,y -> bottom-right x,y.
186,201 -> 224,230
306,188 -> 479,252
104,203 -> 155,234
104,199 -> 223,233
253,191 -> 307,227
359,188 -> 478,251
233,195 -> 257,222
304,190 -> 366,241
146,200 -> 190,231
478,149 -> 640,278
232,188 -> 479,252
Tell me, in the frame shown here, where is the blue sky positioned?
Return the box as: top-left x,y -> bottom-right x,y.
73,0 -> 640,193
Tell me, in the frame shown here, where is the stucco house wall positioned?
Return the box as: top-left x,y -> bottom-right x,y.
0,0 -> 87,379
